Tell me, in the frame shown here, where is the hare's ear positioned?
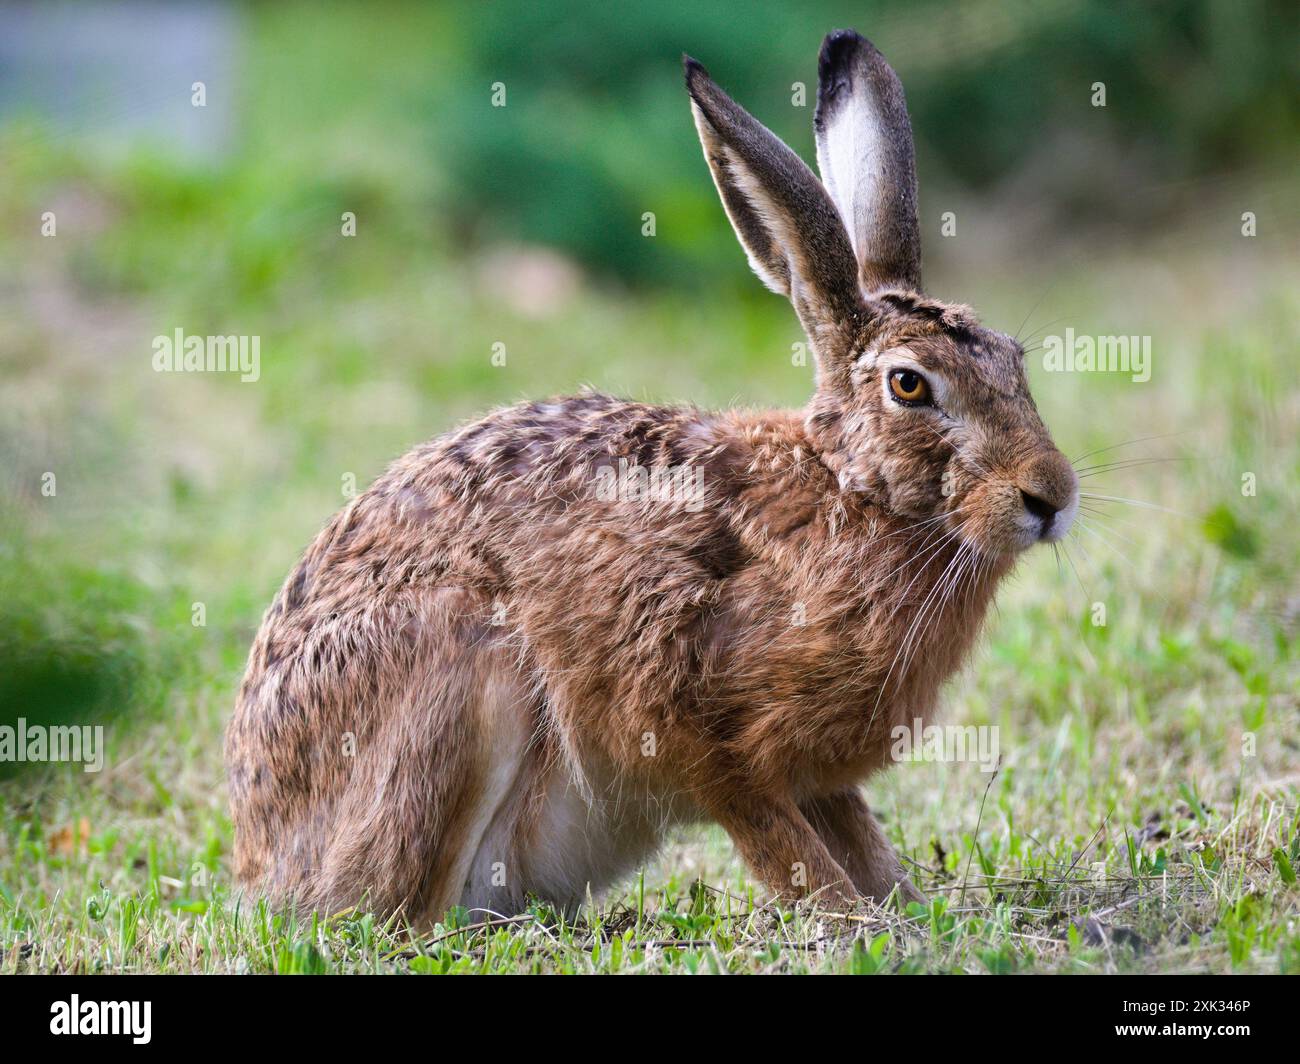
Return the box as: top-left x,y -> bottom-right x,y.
814,30 -> 921,292
685,56 -> 863,355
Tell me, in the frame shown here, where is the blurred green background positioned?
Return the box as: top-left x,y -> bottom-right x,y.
1,0 -> 1296,758
1,0 -> 1296,757
0,0 -> 1296,973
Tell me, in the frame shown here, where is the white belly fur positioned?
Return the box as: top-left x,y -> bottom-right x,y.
461,745 -> 698,916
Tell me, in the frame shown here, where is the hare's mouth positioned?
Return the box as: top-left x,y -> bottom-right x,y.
943,489 -> 1065,559
1034,493 -> 1079,544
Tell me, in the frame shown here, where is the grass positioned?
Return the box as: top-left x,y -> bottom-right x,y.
1,5 -> 1297,974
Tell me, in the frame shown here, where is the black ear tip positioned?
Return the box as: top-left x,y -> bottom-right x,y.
818,28 -> 877,75
823,28 -> 865,47
682,54 -> 710,89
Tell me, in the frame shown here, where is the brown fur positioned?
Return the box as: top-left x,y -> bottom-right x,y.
226,31 -> 1078,924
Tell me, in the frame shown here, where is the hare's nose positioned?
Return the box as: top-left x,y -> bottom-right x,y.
1020,488 -> 1060,529
1018,452 -> 1078,541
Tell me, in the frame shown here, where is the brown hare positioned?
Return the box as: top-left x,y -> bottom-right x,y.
226,29 -> 1078,924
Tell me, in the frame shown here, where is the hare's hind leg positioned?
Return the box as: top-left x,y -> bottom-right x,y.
801,789 -> 925,903
306,620 -> 539,926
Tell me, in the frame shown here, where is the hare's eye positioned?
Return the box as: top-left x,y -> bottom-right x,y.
888,369 -> 930,405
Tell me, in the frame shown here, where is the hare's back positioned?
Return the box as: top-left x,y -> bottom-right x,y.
275,392 -> 736,624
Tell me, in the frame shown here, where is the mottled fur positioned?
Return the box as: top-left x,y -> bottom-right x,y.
226,31 -> 1077,925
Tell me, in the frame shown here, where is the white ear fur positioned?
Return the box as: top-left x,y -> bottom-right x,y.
689,101 -> 791,296
814,30 -> 922,292
814,86 -> 882,263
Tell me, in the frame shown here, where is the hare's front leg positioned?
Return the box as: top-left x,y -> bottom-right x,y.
801,789 -> 925,904
705,794 -> 856,903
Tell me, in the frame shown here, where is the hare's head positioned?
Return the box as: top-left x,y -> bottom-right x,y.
686,30 -> 1077,556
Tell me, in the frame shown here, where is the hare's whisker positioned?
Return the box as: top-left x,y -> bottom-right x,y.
871,520 -> 964,590
1059,537 -> 1091,603
899,544 -> 965,658
1074,456 -> 1180,477
912,542 -> 982,680
866,510 -> 952,547
1066,526 -> 1104,584
864,530 -> 969,725
1078,492 -> 1188,518
864,506 -> 970,557
857,527 -> 963,691
895,540 -> 974,683
1074,512 -> 1141,553
1072,517 -> 1179,620
1069,430 -> 1192,467
1018,314 -> 1075,346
